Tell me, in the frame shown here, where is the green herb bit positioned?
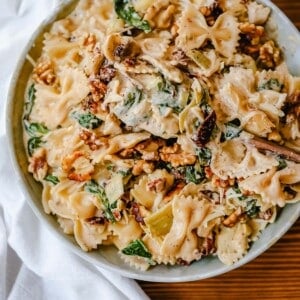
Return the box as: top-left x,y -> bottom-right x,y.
196,147 -> 211,166
25,122 -> 49,137
157,78 -> 178,96
221,119 -> 241,141
114,0 -> 151,33
24,84 -> 36,119
72,112 -> 102,129
258,78 -> 283,92
121,239 -> 152,259
276,155 -> 287,170
124,88 -> 142,108
27,136 -> 44,156
44,174 -> 59,185
185,165 -> 205,184
245,199 -> 260,217
84,180 -> 115,222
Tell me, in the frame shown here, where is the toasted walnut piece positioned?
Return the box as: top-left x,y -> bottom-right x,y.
79,129 -> 107,151
28,148 -> 48,181
259,40 -> 281,69
239,22 -> 264,38
83,33 -> 97,51
135,139 -> 162,161
62,151 -> 94,182
223,207 -> 244,227
211,175 -> 234,188
159,143 -> 196,167
163,181 -> 185,203
160,152 -> 196,168
147,178 -> 166,193
200,3 -> 223,26
89,76 -> 107,103
32,60 -> 56,85
132,160 -> 155,176
81,94 -> 99,114
119,147 -> 137,158
160,143 -> 180,154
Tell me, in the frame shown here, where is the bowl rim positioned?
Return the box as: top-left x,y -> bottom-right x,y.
5,0 -> 300,282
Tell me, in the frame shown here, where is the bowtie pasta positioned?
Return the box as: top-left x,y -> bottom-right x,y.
24,0 -> 300,270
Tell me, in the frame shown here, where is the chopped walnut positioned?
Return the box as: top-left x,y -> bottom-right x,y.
83,33 -> 97,51
132,160 -> 155,176
147,178 -> 166,193
238,22 -> 265,56
163,181 -> 185,203
160,152 -> 196,168
239,22 -> 264,45
79,129 -> 107,151
259,40 -> 281,69
135,139 -> 162,161
119,147 -> 138,158
28,148 -> 48,181
160,143 -> 180,154
211,174 -> 235,188
62,151 -> 94,182
89,76 -> 107,102
223,207 -> 244,227
32,60 -> 56,85
200,3 -> 223,26
81,94 -> 99,114
159,143 -> 196,167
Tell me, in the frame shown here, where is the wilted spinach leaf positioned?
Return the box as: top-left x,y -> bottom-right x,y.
72,112 -> 102,129
44,174 -> 59,185
114,0 -> 151,33
27,136 -> 44,156
84,180 -> 115,222
121,239 -> 152,258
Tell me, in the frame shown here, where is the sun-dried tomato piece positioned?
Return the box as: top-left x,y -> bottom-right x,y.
193,111 -> 216,147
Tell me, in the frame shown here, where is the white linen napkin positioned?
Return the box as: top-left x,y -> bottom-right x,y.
0,1 -> 149,299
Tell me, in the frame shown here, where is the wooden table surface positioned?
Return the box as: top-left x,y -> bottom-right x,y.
139,1 -> 300,299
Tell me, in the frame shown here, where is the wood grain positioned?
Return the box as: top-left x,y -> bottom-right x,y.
139,1 -> 300,299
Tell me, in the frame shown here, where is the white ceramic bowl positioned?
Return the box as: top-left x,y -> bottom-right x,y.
6,0 -> 300,282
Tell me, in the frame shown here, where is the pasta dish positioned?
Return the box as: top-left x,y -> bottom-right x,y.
23,0 -> 300,270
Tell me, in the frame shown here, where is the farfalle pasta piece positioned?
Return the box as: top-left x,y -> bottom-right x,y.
57,217 -> 74,235
216,223 -> 252,265
144,0 -> 177,30
141,54 -> 184,83
210,13 -> 240,58
247,1 -> 271,25
108,216 -> 143,249
107,132 -> 151,154
43,34 -> 81,67
30,67 -> 89,129
74,219 -> 109,251
47,179 -> 85,219
160,195 -> 211,263
176,3 -> 209,52
136,30 -> 172,58
239,163 -> 300,207
210,139 -> 278,179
